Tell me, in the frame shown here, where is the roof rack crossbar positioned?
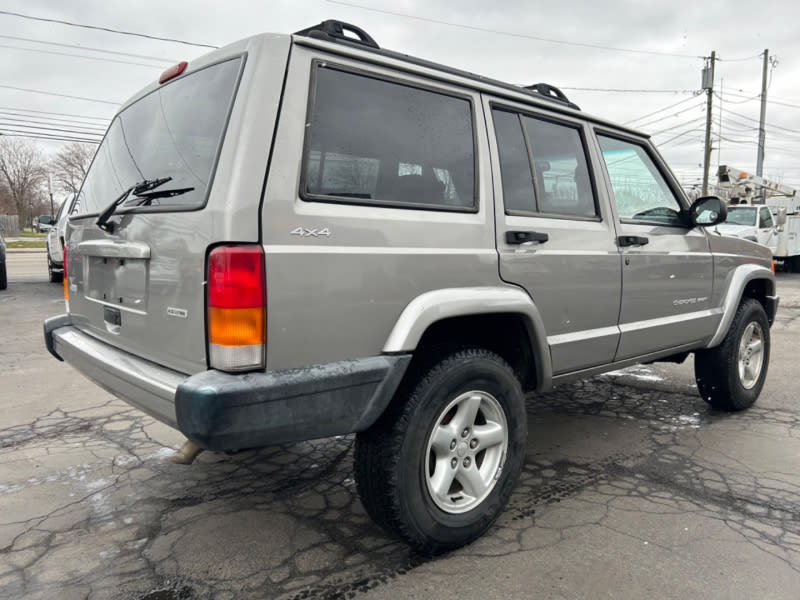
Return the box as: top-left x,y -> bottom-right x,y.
294,20 -> 379,49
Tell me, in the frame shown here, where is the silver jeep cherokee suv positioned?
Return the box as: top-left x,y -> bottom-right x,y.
45,21 -> 777,553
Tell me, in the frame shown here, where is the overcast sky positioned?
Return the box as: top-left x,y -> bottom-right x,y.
1,0 -> 799,190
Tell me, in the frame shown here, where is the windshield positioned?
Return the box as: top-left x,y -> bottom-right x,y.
72,57 -> 242,216
725,206 -> 757,226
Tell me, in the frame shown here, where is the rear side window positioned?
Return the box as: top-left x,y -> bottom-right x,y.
302,65 -> 476,211
492,108 -> 597,218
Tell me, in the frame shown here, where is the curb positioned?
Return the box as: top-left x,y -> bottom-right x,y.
6,248 -> 47,254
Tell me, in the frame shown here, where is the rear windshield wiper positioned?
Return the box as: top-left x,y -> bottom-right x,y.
125,185 -> 195,207
96,177 -> 171,232
95,177 -> 193,232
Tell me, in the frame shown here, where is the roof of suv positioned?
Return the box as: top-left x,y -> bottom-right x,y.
292,20 -> 648,138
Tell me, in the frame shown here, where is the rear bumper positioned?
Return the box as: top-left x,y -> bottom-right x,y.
43,314 -> 411,451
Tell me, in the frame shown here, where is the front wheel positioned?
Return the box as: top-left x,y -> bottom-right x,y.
0,261 -> 6,290
354,348 -> 527,554
695,298 -> 770,411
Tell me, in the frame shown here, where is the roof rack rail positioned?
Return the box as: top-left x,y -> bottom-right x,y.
523,83 -> 580,111
294,20 -> 379,49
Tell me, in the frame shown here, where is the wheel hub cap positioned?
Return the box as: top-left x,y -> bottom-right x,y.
738,321 -> 765,390
424,391 -> 508,514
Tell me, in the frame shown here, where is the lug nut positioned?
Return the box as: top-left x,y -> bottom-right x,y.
451,458 -> 458,469
461,428 -> 470,438
470,438 -> 478,449
450,440 -> 457,451
463,457 -> 471,468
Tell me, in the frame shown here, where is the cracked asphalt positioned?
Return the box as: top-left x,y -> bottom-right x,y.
2,254 -> 800,599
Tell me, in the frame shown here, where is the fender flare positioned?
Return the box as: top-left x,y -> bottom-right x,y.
707,264 -> 777,348
382,286 -> 553,391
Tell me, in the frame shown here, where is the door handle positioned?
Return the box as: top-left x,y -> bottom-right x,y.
617,235 -> 649,247
506,230 -> 549,245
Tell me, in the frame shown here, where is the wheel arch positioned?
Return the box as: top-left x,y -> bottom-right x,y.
708,264 -> 777,348
382,287 -> 552,392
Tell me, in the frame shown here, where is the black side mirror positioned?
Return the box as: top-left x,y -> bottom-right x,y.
689,196 -> 727,227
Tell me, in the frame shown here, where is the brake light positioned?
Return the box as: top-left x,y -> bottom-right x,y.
63,245 -> 69,310
159,61 -> 188,84
207,245 -> 266,371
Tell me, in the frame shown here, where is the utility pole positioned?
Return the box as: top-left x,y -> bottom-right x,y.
48,175 -> 54,217
756,49 -> 769,180
702,51 -> 716,196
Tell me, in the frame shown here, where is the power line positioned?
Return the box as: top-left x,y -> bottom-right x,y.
723,89 -> 800,110
648,115 -> 706,137
624,95 -> 700,125
634,101 -> 705,129
0,34 -> 174,62
0,106 -> 109,122
326,0 -> 703,59
0,115 -> 106,132
655,127 -> 706,146
0,84 -> 119,105
0,9 -> 217,49
0,42 -> 168,69
0,130 -> 100,144
714,91 -> 758,105
716,53 -> 762,62
723,107 -> 800,135
561,87 -> 696,94
0,109 -> 108,128
0,121 -> 103,137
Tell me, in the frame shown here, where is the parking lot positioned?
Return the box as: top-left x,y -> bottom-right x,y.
2,250 -> 799,600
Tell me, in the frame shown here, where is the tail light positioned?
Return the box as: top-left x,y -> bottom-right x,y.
206,245 -> 266,371
63,245 -> 69,310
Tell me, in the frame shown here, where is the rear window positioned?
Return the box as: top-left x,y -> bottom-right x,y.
301,64 -> 476,211
72,57 -> 243,216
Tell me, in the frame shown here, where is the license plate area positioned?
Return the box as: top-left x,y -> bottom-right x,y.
86,256 -> 147,309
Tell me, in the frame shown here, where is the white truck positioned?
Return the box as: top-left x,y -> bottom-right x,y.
717,165 -> 800,271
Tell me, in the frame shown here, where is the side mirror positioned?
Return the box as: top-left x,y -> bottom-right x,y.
689,196 -> 727,227
776,207 -> 787,231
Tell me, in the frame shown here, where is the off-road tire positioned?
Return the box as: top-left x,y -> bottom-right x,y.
354,348 -> 527,554
695,298 -> 770,411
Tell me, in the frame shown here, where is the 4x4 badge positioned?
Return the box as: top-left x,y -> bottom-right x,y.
291,227 -> 331,237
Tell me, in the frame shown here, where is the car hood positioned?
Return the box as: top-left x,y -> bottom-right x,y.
714,224 -> 755,238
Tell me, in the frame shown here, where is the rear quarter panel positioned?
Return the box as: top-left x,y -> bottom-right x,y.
261,43 -> 502,370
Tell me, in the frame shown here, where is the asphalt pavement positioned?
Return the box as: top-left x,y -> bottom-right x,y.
1,251 -> 799,600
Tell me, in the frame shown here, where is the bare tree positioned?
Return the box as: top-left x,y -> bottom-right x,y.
50,142 -> 95,195
0,137 -> 47,227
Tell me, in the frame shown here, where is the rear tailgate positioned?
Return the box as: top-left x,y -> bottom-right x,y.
64,35 -> 290,375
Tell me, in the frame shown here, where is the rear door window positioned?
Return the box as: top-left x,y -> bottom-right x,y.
302,64 -> 476,211
492,108 -> 598,218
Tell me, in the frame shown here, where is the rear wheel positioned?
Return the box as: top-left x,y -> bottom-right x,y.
695,298 -> 770,411
354,348 -> 527,554
0,261 -> 6,290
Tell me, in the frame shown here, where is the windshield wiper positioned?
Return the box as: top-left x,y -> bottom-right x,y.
125,185 -> 195,207
95,177 -> 172,232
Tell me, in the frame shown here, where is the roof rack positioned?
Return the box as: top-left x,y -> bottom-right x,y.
294,21 -> 580,111
523,83 -> 579,111
294,20 -> 379,49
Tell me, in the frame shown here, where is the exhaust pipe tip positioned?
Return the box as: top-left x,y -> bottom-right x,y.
170,439 -> 204,465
